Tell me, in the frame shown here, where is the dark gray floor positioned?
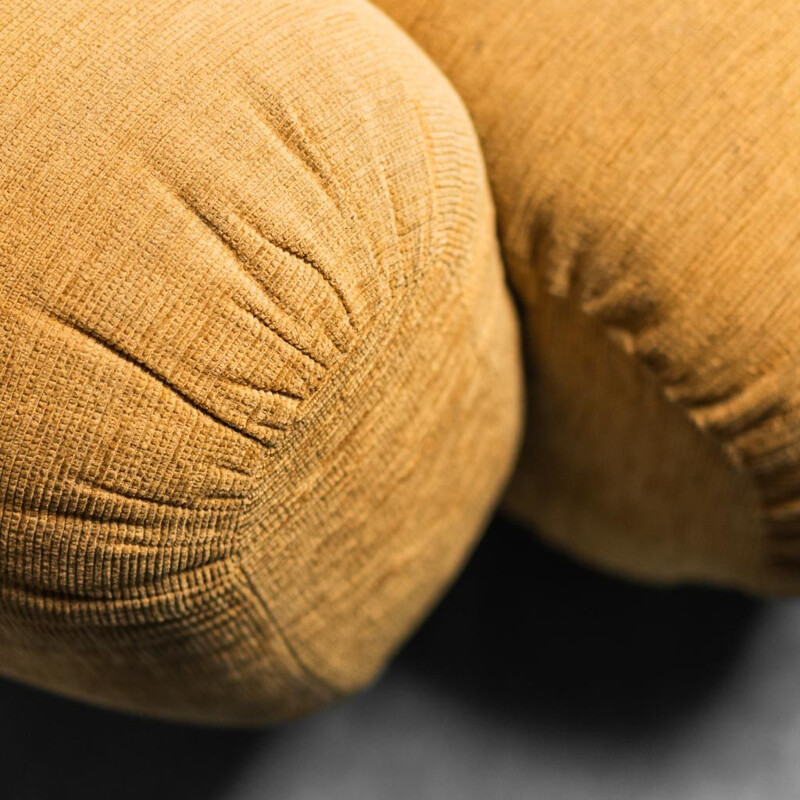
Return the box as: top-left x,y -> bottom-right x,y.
1,518 -> 796,800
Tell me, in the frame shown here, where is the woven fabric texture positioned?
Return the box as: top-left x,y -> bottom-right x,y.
376,0 -> 800,593
0,0 -> 522,723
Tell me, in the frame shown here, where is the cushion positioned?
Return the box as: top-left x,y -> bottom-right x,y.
0,0 -> 522,723
376,0 -> 800,593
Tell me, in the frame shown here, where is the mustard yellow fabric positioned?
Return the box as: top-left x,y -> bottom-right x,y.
376,0 -> 800,592
0,0 -> 522,723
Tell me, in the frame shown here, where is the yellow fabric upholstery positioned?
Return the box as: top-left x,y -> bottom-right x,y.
0,0 -> 522,723
375,0 -> 800,592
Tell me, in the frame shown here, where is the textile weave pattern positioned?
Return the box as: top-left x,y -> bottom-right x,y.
0,0 -> 522,723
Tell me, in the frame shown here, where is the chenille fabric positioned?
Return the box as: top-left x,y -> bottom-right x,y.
0,0 -> 522,723
375,0 -> 800,592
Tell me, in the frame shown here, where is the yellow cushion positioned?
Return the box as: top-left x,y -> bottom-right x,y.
0,0 -> 521,723
376,0 -> 800,592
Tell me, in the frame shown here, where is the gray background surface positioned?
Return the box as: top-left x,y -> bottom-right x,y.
1,517 -> 797,800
